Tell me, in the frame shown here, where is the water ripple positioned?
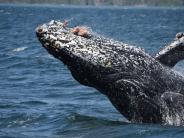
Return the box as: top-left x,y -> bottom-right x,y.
0,113 -> 47,128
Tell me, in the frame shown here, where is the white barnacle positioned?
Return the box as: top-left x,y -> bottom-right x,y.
48,20 -> 55,25
134,61 -> 139,65
44,34 -> 50,40
68,40 -> 77,46
55,41 -> 62,48
58,37 -> 67,41
49,35 -> 57,41
44,43 -> 49,48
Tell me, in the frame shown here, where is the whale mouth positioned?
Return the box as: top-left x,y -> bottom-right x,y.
35,20 -> 116,68
35,20 -> 88,66
36,20 -> 92,48
36,20 -> 73,48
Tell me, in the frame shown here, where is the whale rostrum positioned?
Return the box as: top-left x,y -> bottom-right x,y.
36,20 -> 184,126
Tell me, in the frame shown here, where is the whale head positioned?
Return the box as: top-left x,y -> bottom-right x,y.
36,20 -> 139,89
36,20 -> 115,88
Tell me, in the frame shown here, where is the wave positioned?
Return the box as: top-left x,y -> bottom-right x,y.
0,103 -> 21,109
19,100 -> 48,105
66,112 -> 128,125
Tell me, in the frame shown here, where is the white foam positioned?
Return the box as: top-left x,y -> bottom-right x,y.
13,47 -> 27,52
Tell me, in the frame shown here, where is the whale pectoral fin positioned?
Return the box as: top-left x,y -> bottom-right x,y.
161,92 -> 184,125
161,92 -> 184,104
161,92 -> 184,111
108,79 -> 162,123
155,33 -> 184,68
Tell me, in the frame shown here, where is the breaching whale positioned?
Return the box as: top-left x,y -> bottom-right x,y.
36,20 -> 184,126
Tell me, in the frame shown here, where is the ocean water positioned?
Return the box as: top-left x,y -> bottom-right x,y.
0,4 -> 184,138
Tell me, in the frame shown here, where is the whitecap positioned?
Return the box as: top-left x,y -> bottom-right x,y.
13,47 -> 28,52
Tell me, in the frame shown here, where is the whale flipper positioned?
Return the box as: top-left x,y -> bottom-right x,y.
155,33 -> 184,67
107,79 -> 162,123
161,92 -> 184,125
161,92 -> 184,107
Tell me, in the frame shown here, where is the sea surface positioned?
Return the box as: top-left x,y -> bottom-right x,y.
0,4 -> 184,138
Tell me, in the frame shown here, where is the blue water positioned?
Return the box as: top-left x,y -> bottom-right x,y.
0,4 -> 184,138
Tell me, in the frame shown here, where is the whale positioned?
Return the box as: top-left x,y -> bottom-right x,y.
36,20 -> 184,126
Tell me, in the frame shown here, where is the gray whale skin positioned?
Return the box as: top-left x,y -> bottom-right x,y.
36,20 -> 184,126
